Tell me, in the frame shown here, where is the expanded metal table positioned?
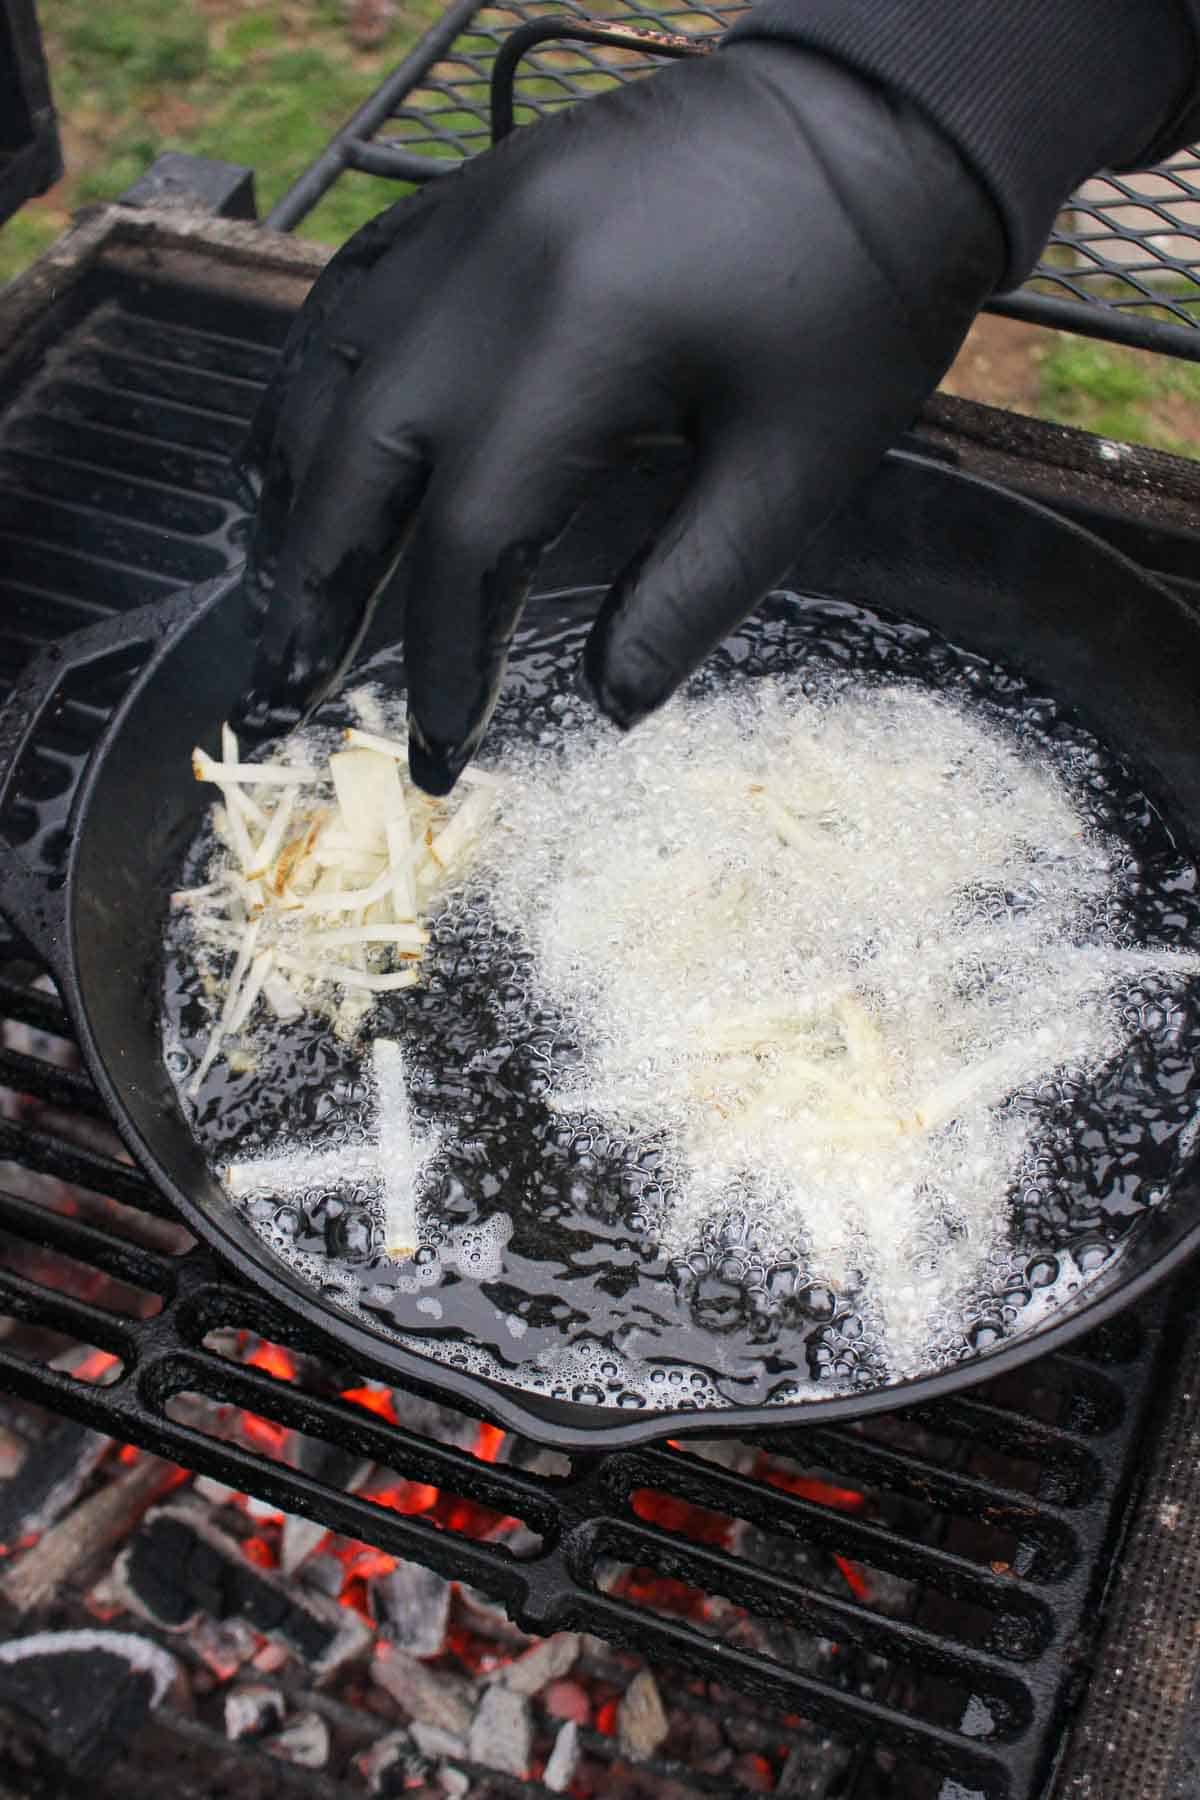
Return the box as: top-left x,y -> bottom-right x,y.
264,0 -> 1200,360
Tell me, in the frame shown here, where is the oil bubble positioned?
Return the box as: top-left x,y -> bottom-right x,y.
163,594 -> 1200,1412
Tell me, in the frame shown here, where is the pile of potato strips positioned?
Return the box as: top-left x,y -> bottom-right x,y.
174,723 -> 502,1094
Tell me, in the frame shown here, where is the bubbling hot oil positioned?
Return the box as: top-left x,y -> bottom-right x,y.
161,594 -> 1200,1410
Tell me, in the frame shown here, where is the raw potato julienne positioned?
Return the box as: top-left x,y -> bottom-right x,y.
176,722 -> 504,1092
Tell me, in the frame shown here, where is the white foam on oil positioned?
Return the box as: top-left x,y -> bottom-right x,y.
383,1213 -> 515,1296
374,1037 -> 422,1254
392,1327 -> 729,1411
182,671 -> 1199,1402
475,679 -> 1200,1377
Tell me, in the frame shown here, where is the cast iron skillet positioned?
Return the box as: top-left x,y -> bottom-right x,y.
2,448 -> 1200,1449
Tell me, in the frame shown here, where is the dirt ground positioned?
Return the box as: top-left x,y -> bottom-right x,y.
942,315 -> 1046,414
942,312 -> 1200,453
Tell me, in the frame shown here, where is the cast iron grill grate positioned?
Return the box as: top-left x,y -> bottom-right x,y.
0,916 -> 1171,1799
265,0 -> 1200,361
0,298 -> 257,678
0,263 -> 1180,1800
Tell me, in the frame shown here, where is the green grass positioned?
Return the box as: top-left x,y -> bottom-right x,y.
1038,340 -> 1158,442
61,0 -> 210,93
0,0 -> 445,286
173,39 -> 417,232
0,209 -> 64,282
74,137 -> 161,205
1036,335 -> 1200,457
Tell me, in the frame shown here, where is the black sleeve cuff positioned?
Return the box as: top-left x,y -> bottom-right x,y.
724,0 -> 1196,291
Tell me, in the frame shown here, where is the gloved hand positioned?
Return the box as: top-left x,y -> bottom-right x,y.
233,40 -> 1003,792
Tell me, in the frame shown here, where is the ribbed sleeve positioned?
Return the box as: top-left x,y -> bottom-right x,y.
725,0 -> 1198,290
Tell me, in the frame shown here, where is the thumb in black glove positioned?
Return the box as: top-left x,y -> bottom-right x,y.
233,41 -> 1003,791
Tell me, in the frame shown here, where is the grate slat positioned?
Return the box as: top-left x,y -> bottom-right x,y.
0,491 -> 230,581
87,309 -> 281,384
70,348 -> 264,423
158,1345 -> 565,1527
32,379 -> 250,459
614,1448 -> 1058,1643
8,415 -> 239,495
2,446 -> 232,534
755,1428 -> 1086,1567
0,975 -> 70,1037
0,1186 -> 177,1295
576,1514 -> 1039,1715
0,1045 -> 109,1117
551,1584 -> 1013,1790
0,1119 -> 174,1217
0,532 -> 179,606
0,1265 -> 136,1354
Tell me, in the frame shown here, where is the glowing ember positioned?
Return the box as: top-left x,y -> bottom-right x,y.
240,1411 -> 290,1457
444,1624 -> 503,1676
339,1546 -> 397,1581
246,1340 -> 299,1382
630,1489 -> 732,1547
339,1581 -> 373,1625
834,1554 -> 871,1601
85,1594 -> 123,1623
433,1492 -> 521,1539
241,1535 -> 276,1569
335,1403 -> 524,1553
334,1542 -> 399,1622
473,1423 -> 505,1463
72,1349 -> 120,1384
0,1532 -> 41,1560
615,1566 -> 709,1622
754,1459 -> 866,1512
234,1492 -> 285,1525
368,1480 -> 438,1516
340,1384 -> 399,1423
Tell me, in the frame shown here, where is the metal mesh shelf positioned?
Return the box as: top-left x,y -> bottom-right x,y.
268,0 -> 1200,360
387,0 -> 735,161
992,154 -> 1200,357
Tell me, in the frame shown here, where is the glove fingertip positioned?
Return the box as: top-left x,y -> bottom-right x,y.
406,713 -> 471,797
581,613 -> 677,731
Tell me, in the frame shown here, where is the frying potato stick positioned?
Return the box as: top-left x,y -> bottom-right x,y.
182,719 -> 504,1087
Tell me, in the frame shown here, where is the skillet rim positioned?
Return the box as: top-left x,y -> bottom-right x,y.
50,451 -> 1200,1447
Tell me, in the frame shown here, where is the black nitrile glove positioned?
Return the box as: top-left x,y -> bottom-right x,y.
233,41 -> 1004,792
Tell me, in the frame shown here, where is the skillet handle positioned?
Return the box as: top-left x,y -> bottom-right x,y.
0,581 -> 225,975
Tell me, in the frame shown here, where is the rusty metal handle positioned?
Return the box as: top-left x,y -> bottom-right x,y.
490,16 -> 711,144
